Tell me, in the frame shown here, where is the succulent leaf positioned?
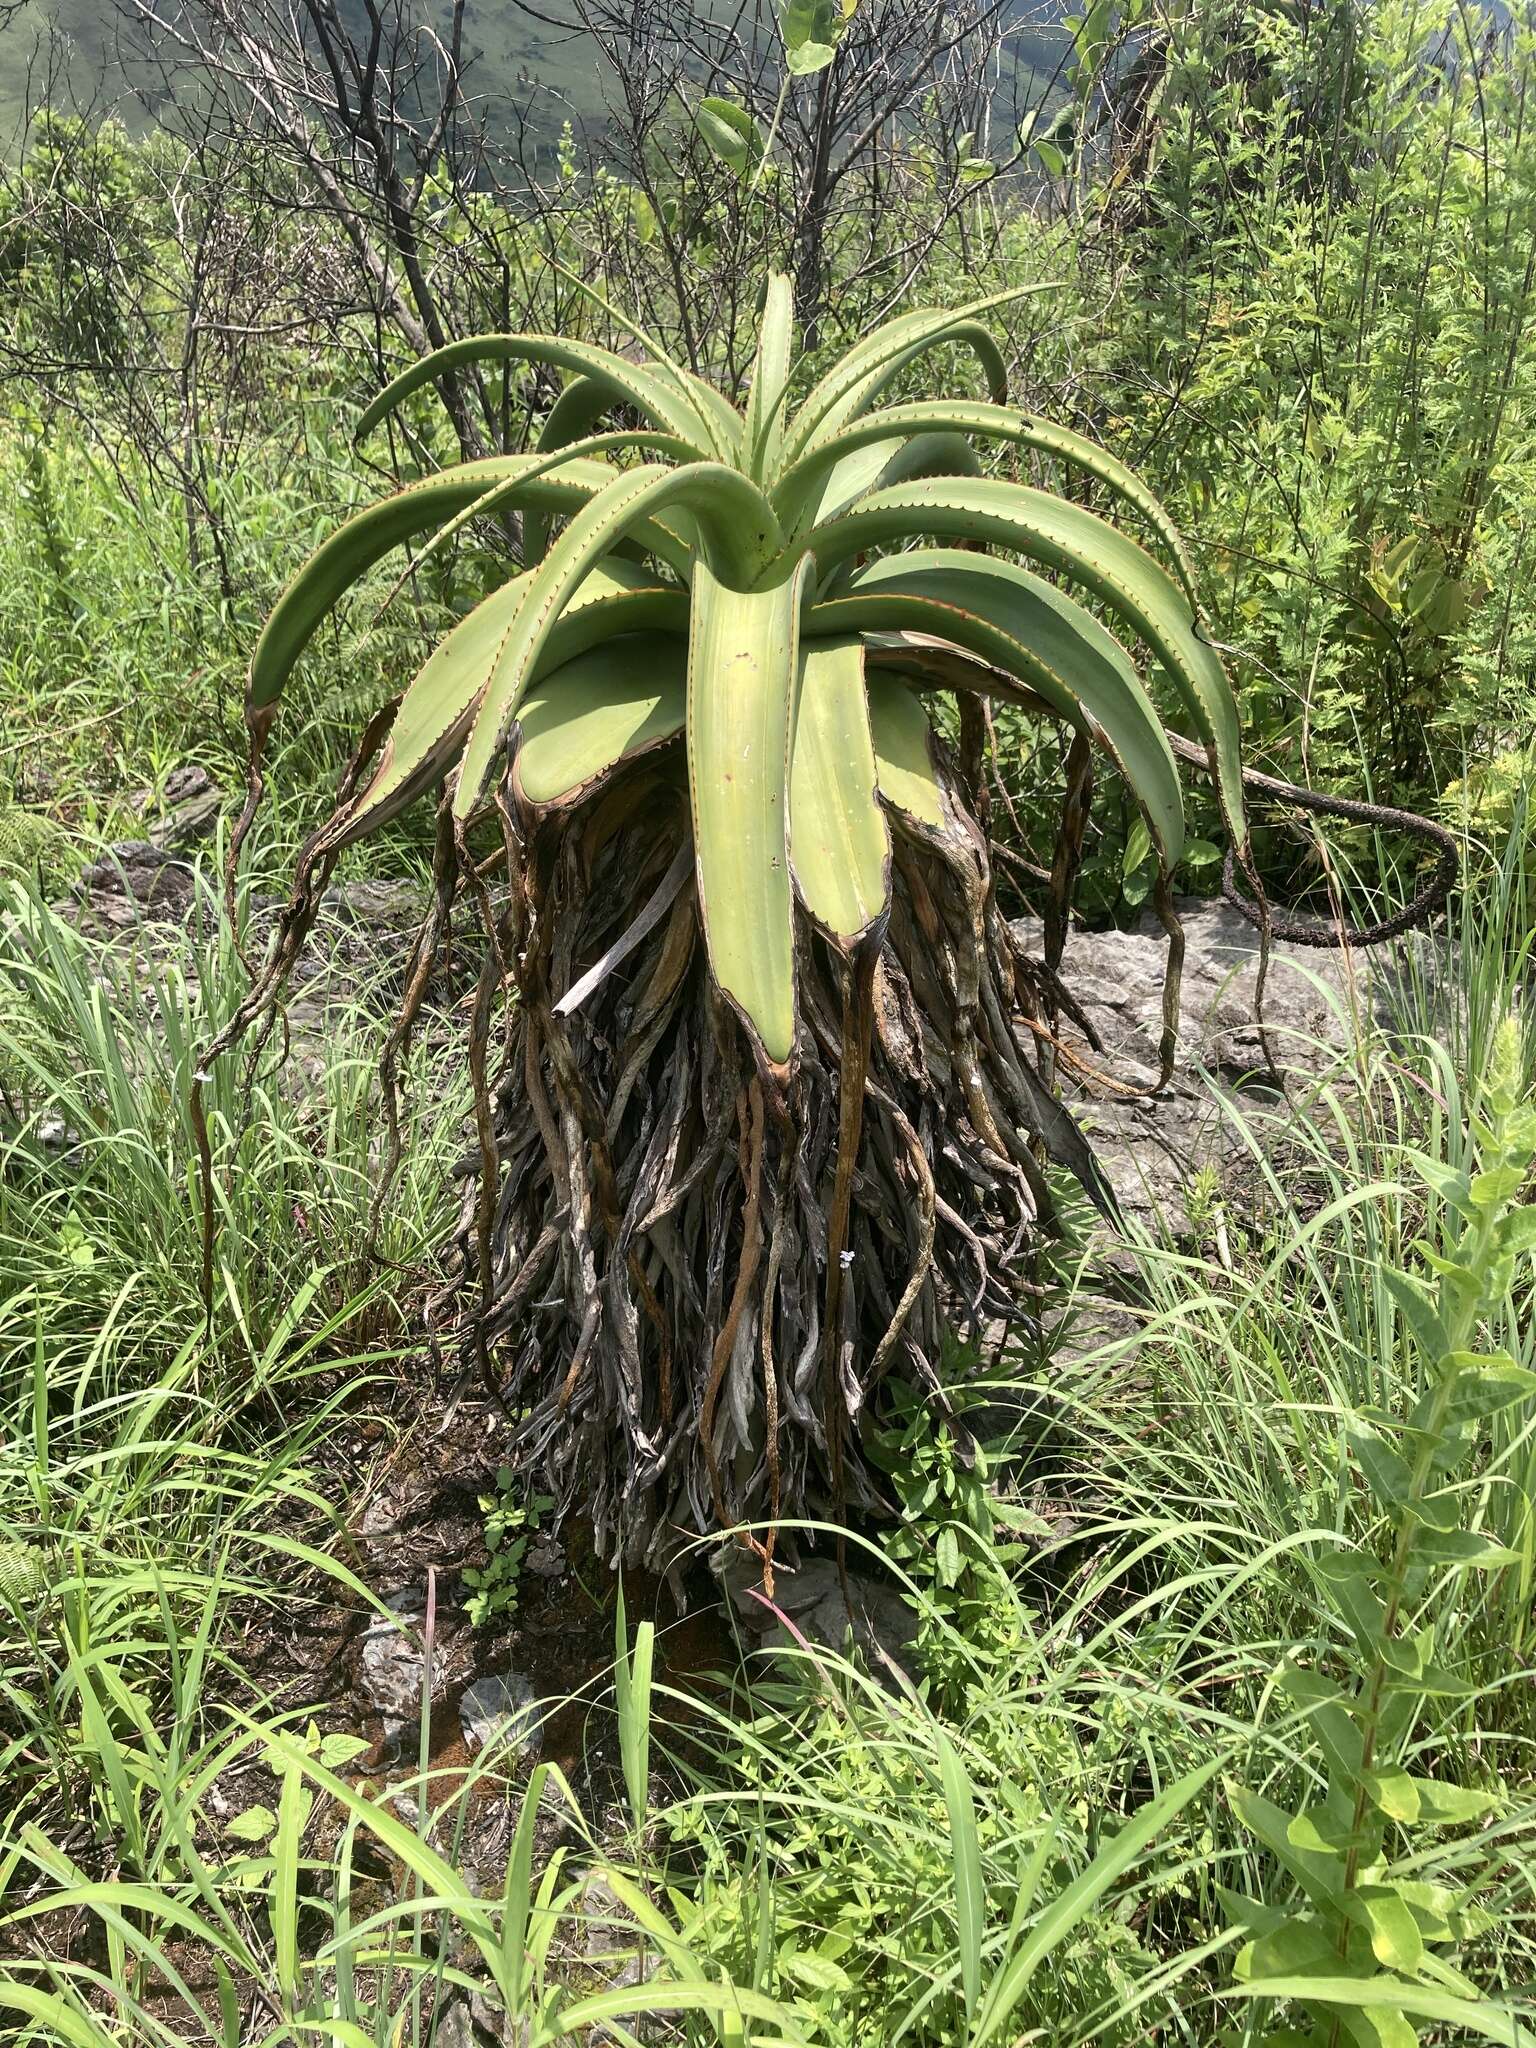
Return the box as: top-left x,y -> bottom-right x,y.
817,548 -> 1185,866
866,670 -> 950,829
514,635 -> 688,806
789,637 -> 891,942
806,475 -> 1247,848
254,274 -> 1245,1059
353,332 -> 721,454
687,556 -> 811,1066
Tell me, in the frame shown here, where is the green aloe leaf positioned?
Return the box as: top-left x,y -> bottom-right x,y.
777,399 -> 1200,596
370,429 -> 700,620
865,670 -> 948,829
325,569 -> 527,850
514,634 -> 688,805
816,548 -> 1185,865
537,375 -> 615,452
455,462 -> 782,820
688,555 -> 811,1065
526,378 -> 618,562
745,272 -> 796,483
353,333 -> 718,454
789,637 -> 891,941
809,430 -> 981,530
542,264 -> 748,462
324,565 -> 686,852
779,283 -> 1049,476
806,476 -> 1247,847
248,453 -> 674,713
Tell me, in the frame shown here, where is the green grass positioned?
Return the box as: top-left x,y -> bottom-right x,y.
1,817 -> 1532,2043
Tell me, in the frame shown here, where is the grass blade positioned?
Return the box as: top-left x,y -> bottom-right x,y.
973,1757 -> 1221,2046
614,1581 -> 655,1838
936,1730 -> 984,2020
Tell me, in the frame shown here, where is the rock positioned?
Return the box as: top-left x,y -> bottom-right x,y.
359,1589 -> 431,1731
357,1488 -> 406,1551
774,1561 -> 918,1680
58,848 -> 433,1037
136,763 -> 222,850
433,1988 -> 529,2048
460,1671 -> 541,1759
70,841 -> 201,931
1013,897 -> 1427,1235
276,876 -> 440,1077
717,1551 -> 918,1682
431,1999 -> 479,2048
579,1872 -> 660,1994
1022,895 -> 1364,1081
524,1533 -> 566,1579
357,1585 -> 470,1740
353,1480 -> 483,1577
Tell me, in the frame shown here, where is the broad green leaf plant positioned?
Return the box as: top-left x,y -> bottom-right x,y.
214,274 -> 1250,1563
1225,1016 -> 1536,2048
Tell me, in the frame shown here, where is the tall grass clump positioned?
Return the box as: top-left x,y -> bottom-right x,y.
0,867 -> 467,1903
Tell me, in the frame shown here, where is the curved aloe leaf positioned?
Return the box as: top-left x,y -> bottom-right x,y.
807,477 -> 1247,847
808,431 -> 982,535
370,428 -> 701,616
538,375 -> 615,451
528,378 -> 650,563
866,670 -> 949,829
549,255 -> 747,464
778,400 -> 1200,598
353,334 -> 718,455
514,634 -> 688,805
523,379 -> 708,566
455,462 -> 783,819
777,281 -> 1054,476
248,454 -> 681,712
687,556 -> 812,1066
789,637 -> 891,941
323,570 -> 528,852
814,549 -> 1185,866
678,367 -> 748,467
324,564 -> 686,851
521,376 -> 701,566
745,273 -> 796,483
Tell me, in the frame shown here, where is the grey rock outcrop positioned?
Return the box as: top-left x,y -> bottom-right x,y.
1015,897 -> 1428,1234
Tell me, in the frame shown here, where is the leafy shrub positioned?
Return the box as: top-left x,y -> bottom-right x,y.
1223,1016 -> 1536,2040
1144,2 -> 1533,792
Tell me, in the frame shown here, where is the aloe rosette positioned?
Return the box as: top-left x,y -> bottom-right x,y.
231,277 -> 1246,1561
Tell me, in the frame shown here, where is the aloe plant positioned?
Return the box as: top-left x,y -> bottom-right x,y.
221,276 -> 1248,1563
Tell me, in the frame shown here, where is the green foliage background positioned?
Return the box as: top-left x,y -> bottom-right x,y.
1,1 -> 1535,2041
